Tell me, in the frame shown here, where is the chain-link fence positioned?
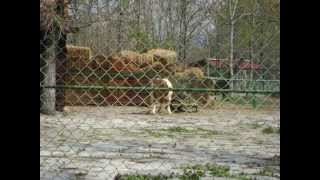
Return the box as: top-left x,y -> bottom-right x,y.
40,0 -> 280,179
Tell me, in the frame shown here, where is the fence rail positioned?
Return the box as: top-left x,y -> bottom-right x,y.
44,85 -> 279,94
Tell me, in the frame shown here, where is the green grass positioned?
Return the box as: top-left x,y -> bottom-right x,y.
248,123 -> 264,129
118,163 -> 278,180
206,163 -> 230,177
119,174 -> 173,180
181,163 -> 231,178
180,163 -> 251,180
258,167 -> 275,177
248,166 -> 279,178
262,126 -> 280,134
143,129 -> 163,138
179,165 -> 205,180
167,127 -> 192,133
196,128 -> 220,136
143,127 -> 221,138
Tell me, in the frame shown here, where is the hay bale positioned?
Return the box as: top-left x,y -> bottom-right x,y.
119,50 -> 141,63
175,72 -> 185,79
66,45 -> 92,69
106,50 -> 141,72
139,53 -> 154,68
66,45 -> 92,59
91,54 -> 112,73
139,62 -> 162,78
137,49 -> 177,77
176,64 -> 186,73
172,67 -> 211,107
151,62 -> 164,71
183,67 -> 205,79
93,54 -> 107,63
146,49 -> 177,65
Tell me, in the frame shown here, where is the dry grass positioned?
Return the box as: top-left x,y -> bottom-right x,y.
184,67 -> 205,79
66,45 -> 92,59
146,48 -> 177,65
173,65 -> 205,79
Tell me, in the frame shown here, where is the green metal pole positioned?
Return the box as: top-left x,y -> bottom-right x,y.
43,85 -> 279,94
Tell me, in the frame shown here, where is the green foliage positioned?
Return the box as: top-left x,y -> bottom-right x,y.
203,63 -> 229,78
251,95 -> 257,108
159,38 -> 176,50
179,163 -> 249,179
257,167 -> 276,177
128,29 -> 154,52
120,0 -> 130,9
179,164 -> 207,180
206,163 -> 230,177
119,163 -> 278,179
119,173 -> 172,180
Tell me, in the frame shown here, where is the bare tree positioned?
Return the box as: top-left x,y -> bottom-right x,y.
177,0 -> 208,63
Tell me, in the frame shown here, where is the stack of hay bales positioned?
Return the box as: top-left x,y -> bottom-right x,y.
65,45 -> 92,85
118,50 -> 141,71
183,67 -> 205,79
88,54 -> 112,84
119,50 -> 141,61
104,48 -> 177,106
65,45 -> 93,106
106,48 -> 177,79
107,50 -> 141,72
139,53 -> 154,68
64,47 -> 179,106
139,49 -> 177,78
172,66 -> 214,107
147,49 -> 177,65
173,67 -> 205,86
66,45 -> 92,69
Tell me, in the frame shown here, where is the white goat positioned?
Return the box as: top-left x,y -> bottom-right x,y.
150,78 -> 173,114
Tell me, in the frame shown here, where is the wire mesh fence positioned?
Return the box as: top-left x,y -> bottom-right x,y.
40,0 -> 280,179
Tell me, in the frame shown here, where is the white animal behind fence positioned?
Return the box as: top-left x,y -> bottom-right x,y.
150,78 -> 173,114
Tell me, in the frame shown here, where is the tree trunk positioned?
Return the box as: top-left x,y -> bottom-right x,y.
250,14 -> 255,81
40,0 -> 70,114
55,33 -> 67,112
117,0 -> 124,52
178,0 -> 187,63
250,39 -> 254,80
229,20 -> 235,93
41,44 -> 56,115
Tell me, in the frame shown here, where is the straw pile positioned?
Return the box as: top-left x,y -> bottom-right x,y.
66,45 -> 92,69
65,48 -> 178,106
175,67 -> 205,79
176,64 -> 186,73
139,53 -> 154,68
119,50 -> 141,63
107,51 -> 141,72
66,45 -> 92,60
107,49 -> 176,69
171,66 -> 214,106
146,49 -> 177,65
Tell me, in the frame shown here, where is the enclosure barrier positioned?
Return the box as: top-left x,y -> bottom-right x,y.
40,0 -> 280,179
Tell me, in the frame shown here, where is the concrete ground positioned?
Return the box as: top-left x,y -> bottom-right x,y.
40,106 -> 280,180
